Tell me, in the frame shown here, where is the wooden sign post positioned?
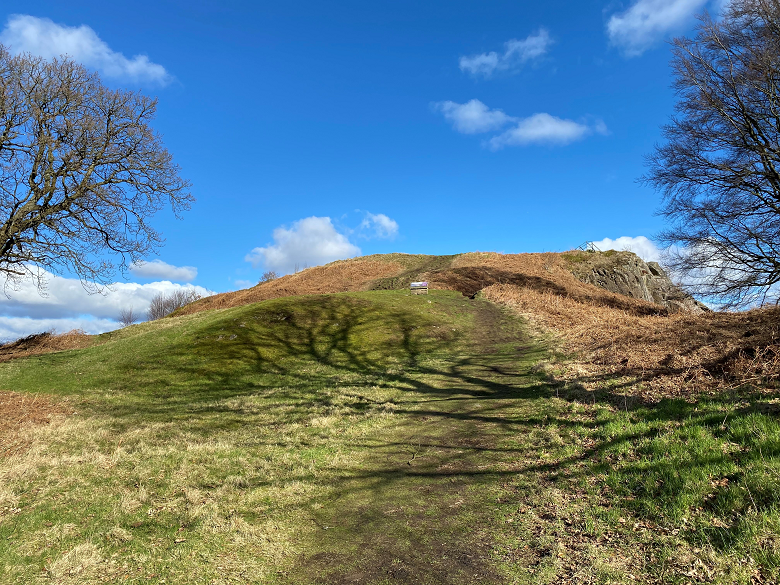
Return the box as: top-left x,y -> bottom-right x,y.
410,281 -> 428,295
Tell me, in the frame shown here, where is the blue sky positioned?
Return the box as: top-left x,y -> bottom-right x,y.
0,0 -> 722,338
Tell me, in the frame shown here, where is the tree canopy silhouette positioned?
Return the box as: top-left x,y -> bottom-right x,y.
647,0 -> 780,308
0,46 -> 192,292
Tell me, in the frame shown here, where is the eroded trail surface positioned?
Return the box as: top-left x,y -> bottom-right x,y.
286,301 -> 551,584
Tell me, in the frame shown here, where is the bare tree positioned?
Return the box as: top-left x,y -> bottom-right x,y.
646,0 -> 780,308
146,289 -> 201,321
118,306 -> 138,327
644,0 -> 780,307
0,47 -> 193,293
146,293 -> 169,322
260,270 -> 278,283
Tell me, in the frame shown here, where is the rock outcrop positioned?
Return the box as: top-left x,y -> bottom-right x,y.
564,251 -> 709,313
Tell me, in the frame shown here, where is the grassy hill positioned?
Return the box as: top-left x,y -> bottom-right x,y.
1,253 -> 779,583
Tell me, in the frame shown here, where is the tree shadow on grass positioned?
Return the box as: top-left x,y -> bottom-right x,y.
84,295 -> 550,430
535,364 -> 780,565
71,294 -> 557,583
41,291 -> 780,579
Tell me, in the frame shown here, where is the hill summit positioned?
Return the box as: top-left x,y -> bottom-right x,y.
173,249 -> 776,404
178,251 -> 699,317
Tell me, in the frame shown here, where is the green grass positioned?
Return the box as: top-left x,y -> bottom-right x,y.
595,396 -> 780,578
0,289 -> 778,584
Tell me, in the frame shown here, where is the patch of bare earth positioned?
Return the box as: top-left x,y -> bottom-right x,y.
0,391 -> 71,457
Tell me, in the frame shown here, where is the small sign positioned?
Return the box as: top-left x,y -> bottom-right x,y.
410,281 -> 428,295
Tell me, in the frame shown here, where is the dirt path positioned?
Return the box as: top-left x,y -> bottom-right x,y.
285,300 -> 549,584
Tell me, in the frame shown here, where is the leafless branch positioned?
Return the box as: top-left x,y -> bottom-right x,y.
0,46 -> 193,294
645,0 -> 780,308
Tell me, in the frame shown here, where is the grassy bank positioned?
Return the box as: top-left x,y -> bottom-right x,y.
0,289 -> 778,583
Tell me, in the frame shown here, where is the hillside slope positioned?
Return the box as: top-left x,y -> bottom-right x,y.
1,282 -> 779,582
175,251 -> 779,399
6,250 -> 776,400
176,251 -> 674,316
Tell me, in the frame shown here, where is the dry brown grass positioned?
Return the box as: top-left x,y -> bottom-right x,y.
0,330 -> 91,363
4,250 -> 774,413
175,250 -> 780,400
439,252 -> 667,315
0,391 -> 72,457
474,253 -> 780,400
176,256 -> 405,316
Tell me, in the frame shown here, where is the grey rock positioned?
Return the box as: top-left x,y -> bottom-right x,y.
565,251 -> 709,314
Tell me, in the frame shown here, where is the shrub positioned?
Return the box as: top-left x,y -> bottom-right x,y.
118,307 -> 138,327
147,289 -> 202,321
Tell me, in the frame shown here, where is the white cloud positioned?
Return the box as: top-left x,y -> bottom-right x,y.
233,279 -> 254,290
0,14 -> 171,84
360,213 -> 399,239
245,217 -> 361,275
460,29 -> 553,77
488,113 -> 607,149
0,267 -> 212,332
434,99 -> 516,134
435,101 -> 607,148
591,236 -> 663,263
606,0 -> 708,56
130,259 -> 197,282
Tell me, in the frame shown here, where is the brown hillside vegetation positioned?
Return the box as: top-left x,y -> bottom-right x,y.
0,330 -> 91,363
178,251 -> 663,317
3,252 -> 777,405
180,251 -> 780,400
454,254 -> 780,400
0,391 -> 71,457
174,255 -> 409,315
0,332 -> 87,454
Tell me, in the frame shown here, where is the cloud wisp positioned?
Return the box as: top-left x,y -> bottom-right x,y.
129,259 -> 197,282
606,0 -> 709,56
488,113 -> 607,149
460,29 -> 553,77
359,213 -> 399,240
0,14 -> 171,84
434,99 -> 607,148
246,212 -> 400,275
245,217 -> 361,275
434,100 -> 516,134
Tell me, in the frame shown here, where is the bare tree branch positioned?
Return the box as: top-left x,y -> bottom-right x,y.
147,289 -> 201,321
118,306 -> 138,327
645,0 -> 780,308
0,46 -> 193,294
